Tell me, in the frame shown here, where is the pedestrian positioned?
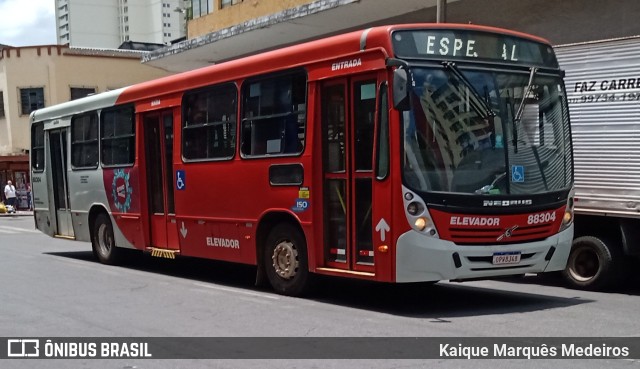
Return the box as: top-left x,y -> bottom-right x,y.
4,180 -> 17,211
27,183 -> 32,211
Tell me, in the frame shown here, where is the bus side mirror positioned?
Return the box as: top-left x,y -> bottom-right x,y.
393,68 -> 410,111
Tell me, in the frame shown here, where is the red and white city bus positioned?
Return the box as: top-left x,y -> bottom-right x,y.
30,24 -> 574,296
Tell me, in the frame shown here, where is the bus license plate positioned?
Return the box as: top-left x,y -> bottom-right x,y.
492,252 -> 521,265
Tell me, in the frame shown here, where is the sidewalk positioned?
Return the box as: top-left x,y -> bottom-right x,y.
0,210 -> 34,217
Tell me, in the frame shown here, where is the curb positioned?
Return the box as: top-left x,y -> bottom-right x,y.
0,211 -> 34,217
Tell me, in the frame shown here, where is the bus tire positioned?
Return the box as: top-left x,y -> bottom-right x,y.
91,213 -> 121,265
563,235 -> 618,290
264,223 -> 309,296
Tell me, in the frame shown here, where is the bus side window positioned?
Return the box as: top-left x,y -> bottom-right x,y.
100,106 -> 135,167
71,111 -> 99,170
182,83 -> 237,161
241,70 -> 306,157
31,122 -> 45,172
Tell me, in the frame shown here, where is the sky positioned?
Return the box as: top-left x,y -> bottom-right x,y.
0,0 -> 56,47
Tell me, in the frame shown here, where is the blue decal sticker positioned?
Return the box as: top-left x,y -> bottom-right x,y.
112,169 -> 132,213
176,170 -> 186,190
511,165 -> 524,183
291,198 -> 309,213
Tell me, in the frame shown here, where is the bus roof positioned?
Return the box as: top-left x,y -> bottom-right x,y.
31,87 -> 126,123
31,23 -> 552,124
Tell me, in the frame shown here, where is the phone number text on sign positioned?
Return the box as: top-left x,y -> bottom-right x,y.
567,92 -> 640,104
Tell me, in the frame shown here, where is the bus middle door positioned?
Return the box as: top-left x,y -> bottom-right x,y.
143,110 -> 178,251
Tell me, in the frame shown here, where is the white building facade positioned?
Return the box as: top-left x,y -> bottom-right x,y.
56,0 -> 187,48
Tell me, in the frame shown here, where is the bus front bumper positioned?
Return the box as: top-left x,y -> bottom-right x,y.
395,225 -> 573,283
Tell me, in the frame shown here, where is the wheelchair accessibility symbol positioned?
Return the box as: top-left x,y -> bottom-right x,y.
176,170 -> 186,190
511,165 -> 525,183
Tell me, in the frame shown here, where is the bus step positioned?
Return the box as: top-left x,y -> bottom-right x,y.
147,248 -> 179,259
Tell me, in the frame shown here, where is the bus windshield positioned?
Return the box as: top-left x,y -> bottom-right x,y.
402,66 -> 572,195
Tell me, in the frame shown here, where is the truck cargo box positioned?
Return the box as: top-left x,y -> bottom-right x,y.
555,37 -> 640,290
556,37 -> 640,218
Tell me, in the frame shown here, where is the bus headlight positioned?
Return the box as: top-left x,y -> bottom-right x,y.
414,217 -> 428,231
560,191 -> 575,231
402,186 -> 439,238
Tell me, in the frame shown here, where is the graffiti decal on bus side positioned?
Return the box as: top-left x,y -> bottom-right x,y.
111,169 -> 133,213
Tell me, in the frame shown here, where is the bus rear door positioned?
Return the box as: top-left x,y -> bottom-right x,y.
48,126 -> 74,238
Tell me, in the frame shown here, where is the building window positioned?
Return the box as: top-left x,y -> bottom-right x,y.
101,105 -> 135,166
71,112 -> 99,169
31,122 -> 45,172
19,87 -> 45,115
183,83 -> 237,161
0,91 -> 4,118
221,0 -> 242,9
70,87 -> 96,100
192,0 -> 214,18
241,70 -> 307,157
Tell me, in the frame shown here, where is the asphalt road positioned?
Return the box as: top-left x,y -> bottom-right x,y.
1,216 -> 639,369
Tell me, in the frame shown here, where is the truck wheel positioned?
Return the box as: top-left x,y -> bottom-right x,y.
563,236 -> 618,290
92,213 -> 121,265
264,223 -> 309,296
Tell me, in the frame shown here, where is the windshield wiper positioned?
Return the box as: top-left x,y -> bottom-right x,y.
442,61 -> 495,120
511,67 -> 537,154
515,67 -> 538,123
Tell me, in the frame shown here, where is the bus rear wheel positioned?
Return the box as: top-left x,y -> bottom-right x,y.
264,223 -> 309,296
563,236 -> 617,290
92,213 -> 121,265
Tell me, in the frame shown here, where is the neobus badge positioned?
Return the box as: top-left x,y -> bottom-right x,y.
484,199 -> 533,207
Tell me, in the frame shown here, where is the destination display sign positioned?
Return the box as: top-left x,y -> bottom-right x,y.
392,29 -> 558,68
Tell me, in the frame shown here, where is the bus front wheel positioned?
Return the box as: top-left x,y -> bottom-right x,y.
92,213 -> 121,265
264,223 -> 309,296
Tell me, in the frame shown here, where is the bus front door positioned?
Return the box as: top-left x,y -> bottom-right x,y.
143,110 -> 178,251
321,76 -> 380,273
49,128 -> 74,238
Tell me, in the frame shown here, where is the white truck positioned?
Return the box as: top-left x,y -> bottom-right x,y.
555,37 -> 640,289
